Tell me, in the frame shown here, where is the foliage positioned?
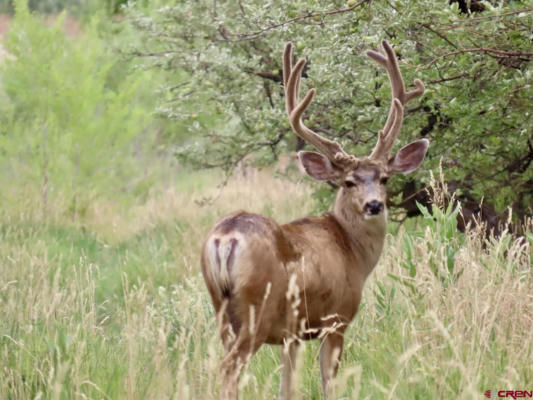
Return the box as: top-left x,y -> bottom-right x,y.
389,200 -> 464,297
128,0 -> 533,219
0,0 -> 160,217
0,0 -> 89,14
0,1 -> 530,398
0,0 -> 130,15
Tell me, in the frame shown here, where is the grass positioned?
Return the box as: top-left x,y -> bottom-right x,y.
0,169 -> 532,400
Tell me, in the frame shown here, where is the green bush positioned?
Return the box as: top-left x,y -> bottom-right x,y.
128,0 -> 533,220
0,0 -> 122,15
0,1 -> 157,216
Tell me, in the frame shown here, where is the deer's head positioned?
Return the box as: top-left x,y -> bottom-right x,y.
283,41 -> 428,219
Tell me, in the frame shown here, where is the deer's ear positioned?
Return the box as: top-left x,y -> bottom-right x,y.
298,151 -> 342,181
388,139 -> 429,174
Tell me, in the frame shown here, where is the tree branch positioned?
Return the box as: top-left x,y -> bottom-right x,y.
418,23 -> 458,49
427,72 -> 469,84
216,0 -> 370,41
423,47 -> 533,68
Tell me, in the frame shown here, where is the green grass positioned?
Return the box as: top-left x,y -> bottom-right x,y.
1,170 -> 532,399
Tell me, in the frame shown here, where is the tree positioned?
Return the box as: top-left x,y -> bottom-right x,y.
128,0 -> 533,226
0,1 -> 155,216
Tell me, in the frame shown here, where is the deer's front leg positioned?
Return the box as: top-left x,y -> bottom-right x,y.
279,339 -> 300,400
319,333 -> 344,398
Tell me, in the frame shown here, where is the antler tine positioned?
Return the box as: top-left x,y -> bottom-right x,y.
283,42 -> 295,115
370,99 -> 404,161
282,42 -> 356,167
367,40 -> 425,161
283,42 -> 292,87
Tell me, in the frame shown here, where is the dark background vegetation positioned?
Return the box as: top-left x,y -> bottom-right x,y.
0,0 -> 129,14
127,0 -> 532,232
0,0 -> 531,229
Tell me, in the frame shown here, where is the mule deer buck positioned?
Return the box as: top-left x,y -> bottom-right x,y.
201,40 -> 428,399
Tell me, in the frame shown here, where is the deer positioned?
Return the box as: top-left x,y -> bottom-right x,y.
200,40 -> 428,400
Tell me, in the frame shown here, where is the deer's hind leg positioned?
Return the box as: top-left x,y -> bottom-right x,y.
219,302 -> 268,400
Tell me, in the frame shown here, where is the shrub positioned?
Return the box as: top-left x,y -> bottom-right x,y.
0,0 -> 156,217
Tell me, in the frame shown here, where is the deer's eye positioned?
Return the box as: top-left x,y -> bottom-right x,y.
380,177 -> 389,185
344,181 -> 357,188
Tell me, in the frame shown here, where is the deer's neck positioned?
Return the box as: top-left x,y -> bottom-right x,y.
332,199 -> 387,278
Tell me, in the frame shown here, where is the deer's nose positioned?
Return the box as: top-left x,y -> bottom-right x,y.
364,200 -> 384,215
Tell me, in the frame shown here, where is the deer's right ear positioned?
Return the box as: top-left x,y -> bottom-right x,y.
298,151 -> 342,181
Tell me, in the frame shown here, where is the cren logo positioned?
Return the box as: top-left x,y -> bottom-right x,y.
484,390 -> 533,399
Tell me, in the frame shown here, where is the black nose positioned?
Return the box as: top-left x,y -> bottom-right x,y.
364,200 -> 384,215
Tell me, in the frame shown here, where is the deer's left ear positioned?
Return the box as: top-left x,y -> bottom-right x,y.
388,139 -> 429,174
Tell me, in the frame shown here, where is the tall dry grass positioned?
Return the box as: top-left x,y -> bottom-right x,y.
0,170 -> 531,399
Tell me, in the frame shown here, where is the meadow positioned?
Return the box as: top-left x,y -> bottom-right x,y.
0,2 -> 532,399
1,168 -> 532,399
